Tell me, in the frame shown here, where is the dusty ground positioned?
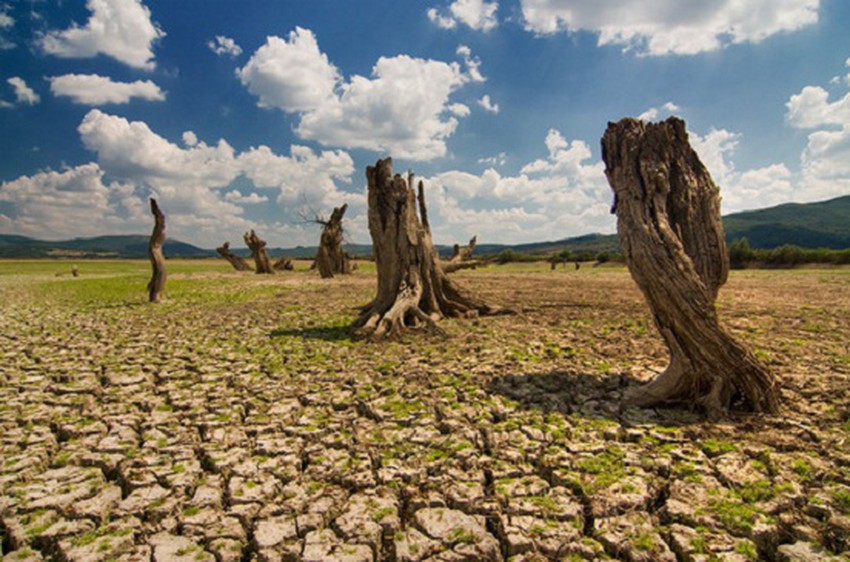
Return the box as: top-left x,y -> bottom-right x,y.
0,261 -> 848,561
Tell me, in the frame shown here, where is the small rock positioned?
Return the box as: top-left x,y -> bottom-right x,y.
149,532 -> 215,561
413,507 -> 499,561
777,541 -> 844,562
394,527 -> 443,562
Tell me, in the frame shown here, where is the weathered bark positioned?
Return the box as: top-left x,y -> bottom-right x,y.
273,257 -> 294,271
601,117 -> 780,417
147,198 -> 166,303
216,241 -> 252,271
443,236 -> 482,273
243,229 -> 274,274
315,203 -> 351,278
356,157 -> 507,338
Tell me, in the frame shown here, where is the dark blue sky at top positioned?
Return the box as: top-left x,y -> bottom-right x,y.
1,0 -> 849,246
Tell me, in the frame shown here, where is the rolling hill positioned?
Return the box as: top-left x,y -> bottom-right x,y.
722,195 -> 850,249
0,234 -> 213,259
1,195 -> 848,258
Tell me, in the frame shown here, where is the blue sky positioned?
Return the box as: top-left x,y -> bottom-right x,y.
1,0 -> 849,248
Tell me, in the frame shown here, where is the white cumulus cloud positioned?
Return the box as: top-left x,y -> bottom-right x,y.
225,190 -> 268,204
690,128 -> 795,211
0,9 -> 12,29
457,45 -> 485,82
637,101 -> 680,121
39,0 -> 165,70
70,110 -> 364,246
422,128 -> 612,244
238,144 -> 357,211
786,86 -> 850,129
428,0 -> 499,31
519,0 -> 819,56
236,27 -> 339,112
49,74 -> 165,105
239,28 -> 476,160
786,65 -> 850,201
448,103 -> 471,117
0,4 -> 15,49
477,94 -> 499,113
0,5 -> 14,50
478,152 -> 506,166
0,163 -> 145,239
208,35 -> 242,57
182,131 -> 198,147
297,55 -> 466,160
78,109 -> 241,194
7,77 -> 39,105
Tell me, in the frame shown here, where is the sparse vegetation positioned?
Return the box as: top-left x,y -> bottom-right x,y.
729,237 -> 850,269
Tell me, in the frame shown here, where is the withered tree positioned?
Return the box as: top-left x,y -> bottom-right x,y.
216,241 -> 252,271
244,229 -> 274,274
443,236 -> 482,273
601,117 -> 780,416
273,257 -> 294,271
315,203 -> 351,278
147,198 -> 167,303
356,158 -> 505,338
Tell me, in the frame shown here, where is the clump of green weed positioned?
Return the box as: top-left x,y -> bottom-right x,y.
701,439 -> 737,457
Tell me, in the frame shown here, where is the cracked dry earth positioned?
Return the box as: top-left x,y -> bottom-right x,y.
1,261 -> 849,562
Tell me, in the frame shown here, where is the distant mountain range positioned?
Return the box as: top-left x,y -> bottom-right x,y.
722,195 -> 850,249
1,195 -> 848,259
0,234 -> 214,259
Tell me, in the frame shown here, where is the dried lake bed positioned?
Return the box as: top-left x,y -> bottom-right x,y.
1,260 -> 848,561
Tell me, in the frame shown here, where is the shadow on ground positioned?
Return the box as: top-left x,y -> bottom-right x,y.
486,369 -> 703,427
270,324 -> 355,342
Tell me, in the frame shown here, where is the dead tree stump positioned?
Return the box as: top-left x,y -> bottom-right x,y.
216,241 -> 252,271
315,203 -> 351,278
601,117 -> 780,416
443,236 -> 482,273
147,198 -> 166,303
273,257 -> 294,271
244,229 -> 274,274
356,157 -> 506,338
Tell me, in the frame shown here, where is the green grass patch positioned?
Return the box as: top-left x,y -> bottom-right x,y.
448,527 -> 477,544
710,497 -> 760,534
701,438 -> 738,457
830,487 -> 850,513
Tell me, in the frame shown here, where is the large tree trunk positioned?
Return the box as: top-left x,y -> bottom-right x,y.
601,117 -> 780,417
244,229 -> 274,274
147,198 -> 166,303
443,236 -> 483,274
356,158 -> 506,339
216,241 -> 252,271
315,203 -> 351,278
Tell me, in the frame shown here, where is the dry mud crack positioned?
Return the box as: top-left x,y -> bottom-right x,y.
1,264 -> 849,561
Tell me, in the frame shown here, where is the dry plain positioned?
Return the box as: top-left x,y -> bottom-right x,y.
1,260 -> 848,561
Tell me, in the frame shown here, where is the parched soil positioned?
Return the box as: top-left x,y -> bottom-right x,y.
1,262 -> 849,561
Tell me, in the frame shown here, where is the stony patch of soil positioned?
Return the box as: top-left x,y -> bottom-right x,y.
1,263 -> 849,561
